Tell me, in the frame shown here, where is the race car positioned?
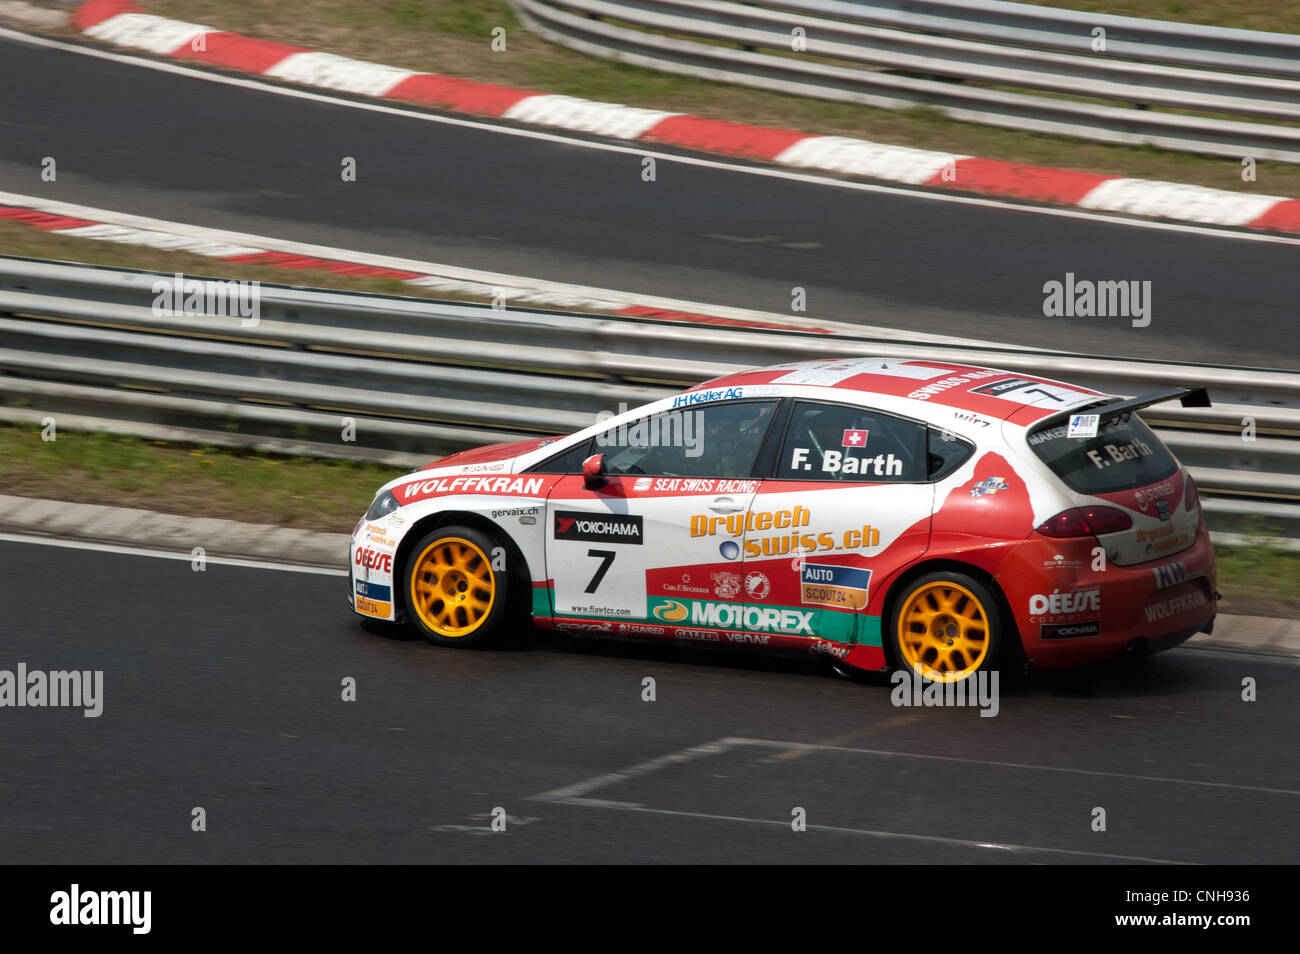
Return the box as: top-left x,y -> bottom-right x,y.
349,357 -> 1217,683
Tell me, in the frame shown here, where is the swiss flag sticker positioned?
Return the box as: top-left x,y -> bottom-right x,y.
841,429 -> 869,448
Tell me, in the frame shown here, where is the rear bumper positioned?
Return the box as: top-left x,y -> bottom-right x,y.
997,522 -> 1217,669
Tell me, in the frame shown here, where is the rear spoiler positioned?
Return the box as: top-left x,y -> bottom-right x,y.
1038,387 -> 1210,431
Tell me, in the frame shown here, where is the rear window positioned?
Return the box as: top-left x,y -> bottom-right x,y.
1027,414 -> 1178,495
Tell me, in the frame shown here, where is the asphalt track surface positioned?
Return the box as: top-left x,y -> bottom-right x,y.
2,539 -> 1298,864
0,36 -> 1297,370
3,33 -> 1300,867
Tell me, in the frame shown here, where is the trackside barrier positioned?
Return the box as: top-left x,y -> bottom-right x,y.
0,256 -> 1296,540
511,0 -> 1300,162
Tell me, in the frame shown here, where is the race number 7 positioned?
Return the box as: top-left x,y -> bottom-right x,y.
1025,387 -> 1063,402
585,549 -> 616,593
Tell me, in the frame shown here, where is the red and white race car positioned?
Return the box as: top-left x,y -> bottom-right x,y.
349,357 -> 1217,682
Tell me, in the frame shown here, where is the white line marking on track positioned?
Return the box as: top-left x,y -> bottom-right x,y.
539,801 -> 1184,863
1177,645 -> 1300,664
537,737 -> 733,801
728,736 -> 1300,797
1,27 -> 1298,249
532,736 -> 1185,862
0,531 -> 347,575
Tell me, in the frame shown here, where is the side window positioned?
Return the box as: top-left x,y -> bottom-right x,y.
527,438 -> 592,474
927,428 -> 975,481
776,401 -> 926,482
595,400 -> 779,478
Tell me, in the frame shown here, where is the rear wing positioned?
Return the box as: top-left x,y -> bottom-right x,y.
1037,387 -> 1210,431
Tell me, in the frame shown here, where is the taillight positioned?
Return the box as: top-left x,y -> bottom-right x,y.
1184,473 -> 1200,513
1035,506 -> 1133,538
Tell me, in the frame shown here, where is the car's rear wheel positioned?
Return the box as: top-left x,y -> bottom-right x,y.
404,526 -> 508,646
891,571 -> 1003,683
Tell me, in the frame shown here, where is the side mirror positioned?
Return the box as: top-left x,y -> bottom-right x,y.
582,453 -> 607,490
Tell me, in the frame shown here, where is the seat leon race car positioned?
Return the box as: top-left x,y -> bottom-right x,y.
349,357 -> 1218,683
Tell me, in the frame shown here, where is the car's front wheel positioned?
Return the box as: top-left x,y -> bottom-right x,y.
403,526 -> 509,646
889,571 -> 1004,683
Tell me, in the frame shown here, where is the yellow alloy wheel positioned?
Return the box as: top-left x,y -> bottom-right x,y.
408,536 -> 496,638
896,580 -> 991,683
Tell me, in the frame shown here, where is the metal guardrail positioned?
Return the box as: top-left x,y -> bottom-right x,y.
510,0 -> 1300,163
0,256 -> 1297,540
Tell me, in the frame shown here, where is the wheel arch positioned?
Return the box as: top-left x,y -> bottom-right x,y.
394,510 -> 534,622
877,557 -> 1022,669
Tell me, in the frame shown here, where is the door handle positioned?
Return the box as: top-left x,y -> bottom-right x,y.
709,496 -> 744,514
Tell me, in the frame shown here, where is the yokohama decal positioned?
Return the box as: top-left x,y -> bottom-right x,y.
554,510 -> 644,544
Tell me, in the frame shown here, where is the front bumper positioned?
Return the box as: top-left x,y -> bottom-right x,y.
349,519 -> 400,621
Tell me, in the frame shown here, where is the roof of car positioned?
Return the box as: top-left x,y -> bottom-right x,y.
692,357 -> 1106,422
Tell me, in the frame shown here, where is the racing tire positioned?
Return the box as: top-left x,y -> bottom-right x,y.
889,571 -> 1004,684
402,526 -> 510,647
